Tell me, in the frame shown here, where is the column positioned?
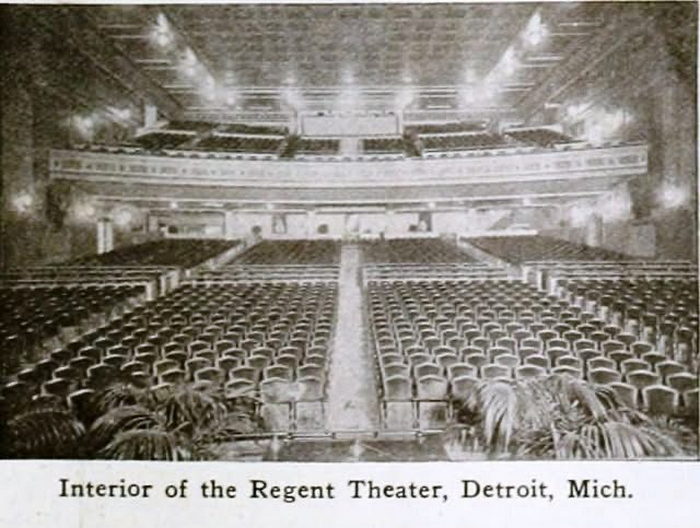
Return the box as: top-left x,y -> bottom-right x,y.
223,210 -> 236,240
97,217 -> 114,254
385,209 -> 395,237
306,210 -> 316,238
144,103 -> 158,128
585,214 -> 603,247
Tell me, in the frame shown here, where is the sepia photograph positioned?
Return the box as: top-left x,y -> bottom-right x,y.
0,1 -> 697,466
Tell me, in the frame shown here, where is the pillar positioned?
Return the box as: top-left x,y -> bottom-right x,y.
97,217 -> 114,254
306,210 -> 316,238
223,210 -> 235,240
144,103 -> 158,128
585,214 -> 603,247
385,209 -> 395,237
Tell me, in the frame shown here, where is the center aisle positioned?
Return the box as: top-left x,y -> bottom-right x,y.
326,243 -> 380,432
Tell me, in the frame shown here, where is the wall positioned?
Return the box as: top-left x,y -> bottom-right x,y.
0,7 -> 145,268
1,81 -> 95,267
540,5 -> 697,259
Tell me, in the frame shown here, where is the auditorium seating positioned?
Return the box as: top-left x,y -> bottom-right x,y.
134,131 -> 194,150
295,138 -> 339,155
1,235 -> 695,447
367,271 -> 698,431
467,235 -> 630,263
407,122 -> 487,134
232,240 -> 340,265
165,120 -> 214,133
362,238 -> 478,264
362,137 -> 405,154
363,263 -> 508,282
420,133 -> 506,152
557,277 -> 697,369
504,128 -> 573,147
71,239 -> 239,267
195,135 -> 283,153
1,281 -> 338,433
217,123 -> 288,136
0,266 -> 167,282
0,284 -> 146,377
194,265 -> 339,283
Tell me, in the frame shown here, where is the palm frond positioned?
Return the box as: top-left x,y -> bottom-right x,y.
478,381 -> 518,451
100,429 -> 188,461
95,382 -> 154,413
7,407 -> 85,458
89,405 -> 162,449
162,384 -> 227,432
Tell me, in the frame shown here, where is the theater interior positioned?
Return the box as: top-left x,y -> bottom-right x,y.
0,3 -> 697,461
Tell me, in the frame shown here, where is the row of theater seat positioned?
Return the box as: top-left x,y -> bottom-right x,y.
195,135 -> 283,153
406,123 -> 487,134
233,240 -> 341,265
194,265 -> 339,283
504,129 -> 572,147
559,278 -> 697,370
368,277 -> 698,424
420,133 -> 506,152
363,263 -> 507,282
216,123 -> 287,136
362,137 -> 406,154
165,121 -> 216,133
135,131 -> 193,150
295,138 -> 340,155
467,235 -> 630,263
0,285 -> 145,378
362,239 -> 478,263
72,239 -> 239,267
1,282 -> 337,419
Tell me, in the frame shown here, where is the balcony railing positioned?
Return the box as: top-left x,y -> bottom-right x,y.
50,143 -> 647,189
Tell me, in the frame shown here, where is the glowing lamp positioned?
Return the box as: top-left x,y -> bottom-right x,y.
12,191 -> 34,214
660,184 -> 688,209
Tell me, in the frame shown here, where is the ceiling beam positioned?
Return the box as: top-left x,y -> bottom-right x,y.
29,7 -> 182,117
519,10 -> 656,119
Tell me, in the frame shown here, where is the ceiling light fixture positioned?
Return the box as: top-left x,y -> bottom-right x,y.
524,11 -> 548,47
152,13 -> 173,48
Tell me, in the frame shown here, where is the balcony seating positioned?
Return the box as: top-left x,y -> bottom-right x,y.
296,138 -> 340,155
195,135 -> 283,153
134,131 -> 193,150
420,133 -> 506,152
362,137 -> 405,154
233,240 -> 340,265
407,122 -> 487,134
468,235 -> 630,263
165,121 -> 214,133
72,239 -> 238,267
217,123 -> 288,136
504,128 -> 573,147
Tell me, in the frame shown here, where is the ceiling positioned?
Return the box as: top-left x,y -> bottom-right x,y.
165,4 -> 535,87
91,3 -> 604,118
